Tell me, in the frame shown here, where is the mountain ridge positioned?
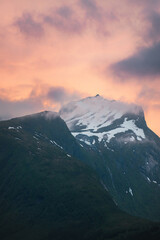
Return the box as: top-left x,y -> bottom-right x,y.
59,95 -> 160,221
1,110 -> 160,239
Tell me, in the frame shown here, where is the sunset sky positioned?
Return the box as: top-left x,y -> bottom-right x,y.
1,0 -> 160,135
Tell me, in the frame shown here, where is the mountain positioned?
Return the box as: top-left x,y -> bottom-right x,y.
60,95 -> 160,221
1,111 -> 160,240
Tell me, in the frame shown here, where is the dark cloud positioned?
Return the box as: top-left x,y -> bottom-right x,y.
145,11 -> 160,43
0,97 -> 43,120
125,0 -> 159,10
14,13 -> 44,38
80,0 -> 118,22
56,6 -> 73,19
79,0 -> 118,36
47,87 -> 69,102
47,87 -> 80,103
0,85 -> 82,120
14,6 -> 84,38
43,6 -> 84,34
13,3 -> 118,38
111,42 -> 160,79
80,0 -> 101,20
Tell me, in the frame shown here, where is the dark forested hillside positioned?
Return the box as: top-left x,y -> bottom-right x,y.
0,112 -> 160,240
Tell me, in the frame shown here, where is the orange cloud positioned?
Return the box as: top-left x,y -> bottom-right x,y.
0,0 -> 160,136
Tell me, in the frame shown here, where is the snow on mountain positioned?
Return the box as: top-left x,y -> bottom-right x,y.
71,118 -> 145,143
60,95 -> 146,145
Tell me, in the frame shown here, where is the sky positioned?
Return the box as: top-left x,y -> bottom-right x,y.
1,0 -> 160,135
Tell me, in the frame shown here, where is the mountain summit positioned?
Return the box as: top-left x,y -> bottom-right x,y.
60,95 -> 145,145
60,96 -> 160,221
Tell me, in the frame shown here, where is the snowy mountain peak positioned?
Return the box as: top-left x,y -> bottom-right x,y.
60,96 -> 146,145
60,95 -> 143,127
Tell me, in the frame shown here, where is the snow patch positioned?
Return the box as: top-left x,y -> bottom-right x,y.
83,139 -> 92,146
101,181 -> 108,192
137,136 -> 142,141
33,136 -> 38,140
50,140 -> 63,149
130,136 -> 135,142
8,127 -> 15,130
153,180 -> 157,184
72,118 -> 145,143
129,187 -> 133,196
113,199 -> 118,206
147,177 -> 151,182
8,126 -> 22,130
106,118 -> 145,142
15,137 -> 21,140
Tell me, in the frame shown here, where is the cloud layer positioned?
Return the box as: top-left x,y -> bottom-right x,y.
145,11 -> 160,43
1,0 -> 160,135
0,98 -> 43,120
111,42 -> 160,79
0,85 -> 81,120
14,13 -> 44,39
